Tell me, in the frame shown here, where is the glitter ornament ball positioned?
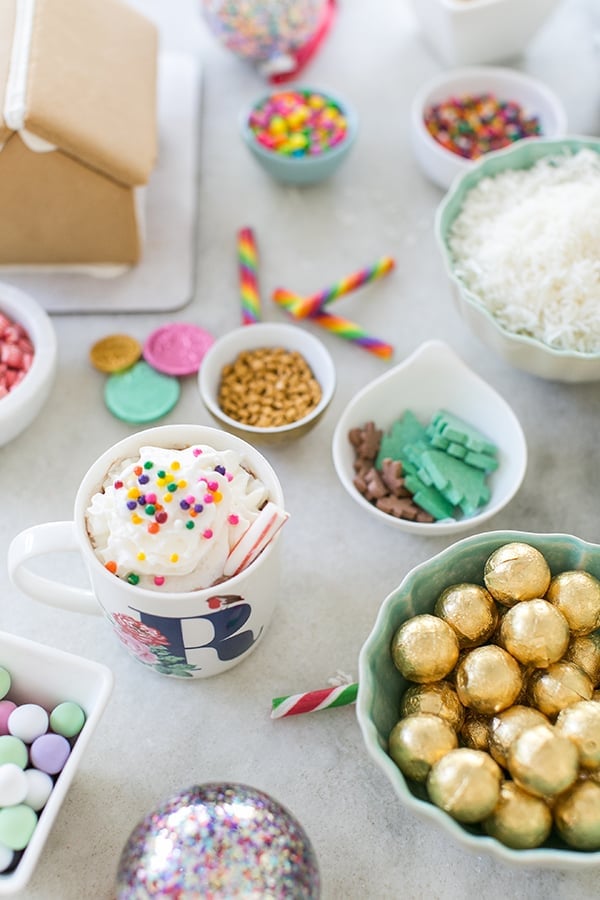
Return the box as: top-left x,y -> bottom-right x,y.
201,0 -> 327,72
115,783 -> 321,899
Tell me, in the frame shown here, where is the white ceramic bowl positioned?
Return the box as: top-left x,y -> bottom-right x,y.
331,340 -> 526,536
357,530 -> 600,868
0,282 -> 57,447
411,66 -> 567,190
0,631 -> 113,895
409,0 -> 562,67
198,322 -> 336,443
436,136 -> 600,381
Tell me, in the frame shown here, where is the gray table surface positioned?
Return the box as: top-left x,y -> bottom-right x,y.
1,0 -> 600,897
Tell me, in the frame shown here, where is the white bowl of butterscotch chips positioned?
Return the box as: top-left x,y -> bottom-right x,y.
358,530 -> 600,867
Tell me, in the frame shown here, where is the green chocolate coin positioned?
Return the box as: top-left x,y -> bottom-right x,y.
0,667 -> 10,700
50,701 -> 86,738
104,360 -> 180,424
0,735 -> 27,769
0,805 -> 37,850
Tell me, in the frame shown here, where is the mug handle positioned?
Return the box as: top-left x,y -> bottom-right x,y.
7,522 -> 101,616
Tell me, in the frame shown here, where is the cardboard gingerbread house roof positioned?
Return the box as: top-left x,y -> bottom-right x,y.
0,0 -> 157,187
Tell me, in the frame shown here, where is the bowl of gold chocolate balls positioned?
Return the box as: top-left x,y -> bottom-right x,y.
357,530 -> 600,867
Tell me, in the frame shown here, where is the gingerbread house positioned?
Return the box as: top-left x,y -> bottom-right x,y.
0,0 -> 158,269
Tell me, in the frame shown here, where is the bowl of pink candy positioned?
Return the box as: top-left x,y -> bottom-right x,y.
0,282 -> 57,447
240,86 -> 358,185
0,631 -> 113,894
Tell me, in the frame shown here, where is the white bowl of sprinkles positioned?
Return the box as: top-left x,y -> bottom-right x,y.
436,136 -> 600,382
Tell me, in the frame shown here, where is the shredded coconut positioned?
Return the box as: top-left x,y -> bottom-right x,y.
448,148 -> 600,354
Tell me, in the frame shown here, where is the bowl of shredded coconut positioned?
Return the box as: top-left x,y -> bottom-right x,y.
435,137 -> 600,381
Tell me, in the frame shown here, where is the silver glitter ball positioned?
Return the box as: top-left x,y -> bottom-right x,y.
115,782 -> 320,898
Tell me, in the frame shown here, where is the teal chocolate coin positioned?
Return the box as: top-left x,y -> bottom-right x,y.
104,361 -> 180,424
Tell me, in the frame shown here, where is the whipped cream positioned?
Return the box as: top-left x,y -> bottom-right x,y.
86,444 -> 270,591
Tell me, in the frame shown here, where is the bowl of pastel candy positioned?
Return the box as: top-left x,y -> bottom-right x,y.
436,136 -> 600,381
358,530 -> 600,867
0,631 -> 113,894
240,85 -> 358,185
331,339 -> 527,536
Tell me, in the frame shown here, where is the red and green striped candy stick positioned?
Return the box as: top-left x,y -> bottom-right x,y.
271,682 -> 358,719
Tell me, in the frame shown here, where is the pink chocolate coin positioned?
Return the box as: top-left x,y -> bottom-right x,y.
143,323 -> 215,376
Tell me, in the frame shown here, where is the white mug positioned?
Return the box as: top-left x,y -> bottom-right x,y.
8,424 -> 285,679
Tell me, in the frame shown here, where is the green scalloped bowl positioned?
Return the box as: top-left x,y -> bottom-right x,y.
435,137 -> 600,382
357,530 -> 600,868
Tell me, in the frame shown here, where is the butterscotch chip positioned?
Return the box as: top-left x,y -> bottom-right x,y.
218,346 -> 322,427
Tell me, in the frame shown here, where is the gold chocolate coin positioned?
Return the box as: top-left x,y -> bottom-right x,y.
90,334 -> 142,373
483,780 -> 553,849
499,598 -> 570,668
399,681 -> 464,731
508,724 -> 579,799
455,645 -> 523,715
388,713 -> 458,783
546,570 -> 600,636
391,614 -> 459,683
554,779 -> 600,850
483,542 -> 551,606
427,748 -> 501,823
434,582 -> 498,648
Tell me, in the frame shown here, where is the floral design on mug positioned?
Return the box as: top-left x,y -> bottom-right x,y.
111,613 -> 199,677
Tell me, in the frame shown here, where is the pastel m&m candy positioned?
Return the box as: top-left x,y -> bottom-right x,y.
8,703 -> 49,743
50,701 -> 85,739
0,668 -> 11,700
0,735 -> 27,769
0,805 -> 37,851
30,733 -> 71,775
0,764 -> 28,807
0,701 -> 17,736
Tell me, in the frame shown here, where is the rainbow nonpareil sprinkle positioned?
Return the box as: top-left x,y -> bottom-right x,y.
104,450 -> 231,587
424,92 -> 541,160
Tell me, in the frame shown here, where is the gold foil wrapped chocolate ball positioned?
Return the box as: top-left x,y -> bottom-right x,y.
499,599 -> 570,668
388,714 -> 458,782
555,700 -> 600,770
455,645 -> 523,715
553,779 -> 600,850
434,583 -> 498,649
427,748 -> 501,823
564,632 -> 600,687
488,705 -> 550,769
391,614 -> 459,683
460,711 -> 490,752
508,724 -> 579,798
483,780 -> 553,849
483,543 -> 551,606
546,571 -> 600,636
400,681 -> 464,732
528,661 -> 593,719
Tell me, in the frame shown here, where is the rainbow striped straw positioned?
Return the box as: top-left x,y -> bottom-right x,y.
273,289 -> 394,359
271,682 -> 358,719
273,256 -> 395,319
238,227 -> 262,325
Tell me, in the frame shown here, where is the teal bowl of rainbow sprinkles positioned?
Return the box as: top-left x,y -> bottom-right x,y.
240,85 -> 358,185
